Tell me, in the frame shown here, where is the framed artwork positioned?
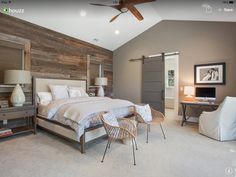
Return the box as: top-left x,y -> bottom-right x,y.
194,62 -> 226,85
167,70 -> 175,87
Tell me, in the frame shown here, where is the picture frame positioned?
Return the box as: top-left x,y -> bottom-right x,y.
167,70 -> 175,87
194,62 -> 226,85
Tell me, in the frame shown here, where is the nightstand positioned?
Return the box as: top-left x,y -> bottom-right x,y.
0,105 -> 36,138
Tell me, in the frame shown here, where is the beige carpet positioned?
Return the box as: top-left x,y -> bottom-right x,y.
0,109 -> 236,177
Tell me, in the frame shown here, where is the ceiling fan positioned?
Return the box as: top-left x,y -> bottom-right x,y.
90,0 -> 156,23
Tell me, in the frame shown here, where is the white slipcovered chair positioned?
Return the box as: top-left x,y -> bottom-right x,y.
199,97 -> 236,141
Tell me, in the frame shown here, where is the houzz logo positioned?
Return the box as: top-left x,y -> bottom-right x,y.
1,7 -> 24,14
2,7 -> 8,13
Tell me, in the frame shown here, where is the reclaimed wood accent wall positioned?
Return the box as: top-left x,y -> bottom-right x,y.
0,14 -> 113,101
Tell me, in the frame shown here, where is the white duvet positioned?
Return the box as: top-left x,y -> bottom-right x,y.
38,97 -> 134,139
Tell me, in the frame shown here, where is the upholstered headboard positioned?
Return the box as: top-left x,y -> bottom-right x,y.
33,77 -> 87,105
34,77 -> 86,93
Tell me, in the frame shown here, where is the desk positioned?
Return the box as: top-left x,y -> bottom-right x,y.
180,101 -> 219,126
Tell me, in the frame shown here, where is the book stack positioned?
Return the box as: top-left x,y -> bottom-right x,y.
0,128 -> 13,138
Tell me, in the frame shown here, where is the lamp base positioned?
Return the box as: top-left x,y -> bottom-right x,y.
11,84 -> 26,107
97,86 -> 105,97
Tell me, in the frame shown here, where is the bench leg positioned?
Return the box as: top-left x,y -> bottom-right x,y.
80,133 -> 86,154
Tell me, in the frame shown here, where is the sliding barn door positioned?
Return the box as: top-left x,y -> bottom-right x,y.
142,55 -> 165,114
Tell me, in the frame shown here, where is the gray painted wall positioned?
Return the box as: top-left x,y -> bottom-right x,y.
113,20 -> 236,103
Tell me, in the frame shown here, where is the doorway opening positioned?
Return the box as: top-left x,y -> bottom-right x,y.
164,54 -> 179,117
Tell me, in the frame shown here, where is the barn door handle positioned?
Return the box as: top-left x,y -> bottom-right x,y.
161,90 -> 164,101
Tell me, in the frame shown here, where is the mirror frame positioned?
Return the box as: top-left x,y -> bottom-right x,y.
86,55 -> 104,91
0,32 -> 31,89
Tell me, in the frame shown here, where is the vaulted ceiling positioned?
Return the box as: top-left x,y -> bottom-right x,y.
9,0 -> 236,51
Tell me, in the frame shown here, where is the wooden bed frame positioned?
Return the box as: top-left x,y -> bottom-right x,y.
33,77 -> 106,153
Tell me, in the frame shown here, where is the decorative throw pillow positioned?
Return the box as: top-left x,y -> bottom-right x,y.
68,87 -> 82,98
37,92 -> 52,105
68,87 -> 88,97
103,112 -> 119,127
49,85 -> 69,100
135,104 -> 152,122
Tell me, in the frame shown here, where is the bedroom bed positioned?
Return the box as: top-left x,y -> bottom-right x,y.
33,77 -> 134,153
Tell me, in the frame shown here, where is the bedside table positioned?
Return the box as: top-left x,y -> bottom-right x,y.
0,105 -> 36,138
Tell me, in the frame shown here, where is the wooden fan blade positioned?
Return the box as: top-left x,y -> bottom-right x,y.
91,3 -> 122,11
90,3 -> 109,7
127,5 -> 144,21
110,13 -> 122,23
123,0 -> 155,5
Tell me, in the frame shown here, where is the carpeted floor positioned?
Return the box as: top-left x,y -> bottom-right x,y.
0,109 -> 236,177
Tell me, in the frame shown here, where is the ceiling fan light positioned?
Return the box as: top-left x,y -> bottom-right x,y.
80,10 -> 87,17
121,7 -> 128,13
115,30 -> 120,35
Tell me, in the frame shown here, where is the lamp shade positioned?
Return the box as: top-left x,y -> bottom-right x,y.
95,77 -> 107,86
184,86 -> 195,96
4,70 -> 31,84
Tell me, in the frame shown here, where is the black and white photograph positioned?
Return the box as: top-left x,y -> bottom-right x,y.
168,70 -> 175,87
194,62 -> 226,85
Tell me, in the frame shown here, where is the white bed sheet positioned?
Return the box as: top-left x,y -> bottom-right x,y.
38,97 -> 134,140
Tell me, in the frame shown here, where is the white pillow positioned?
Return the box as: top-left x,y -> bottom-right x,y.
102,112 -> 119,127
49,85 -> 69,100
37,92 -> 52,105
68,87 -> 82,98
68,87 -> 88,98
135,104 -> 152,122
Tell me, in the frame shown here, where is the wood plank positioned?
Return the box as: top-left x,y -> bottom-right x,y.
0,13 -> 113,101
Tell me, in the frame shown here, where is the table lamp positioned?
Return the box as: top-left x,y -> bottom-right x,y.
95,77 -> 107,97
4,70 -> 31,107
184,86 -> 195,101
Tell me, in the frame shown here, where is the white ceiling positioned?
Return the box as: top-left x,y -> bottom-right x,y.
9,0 -> 236,51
